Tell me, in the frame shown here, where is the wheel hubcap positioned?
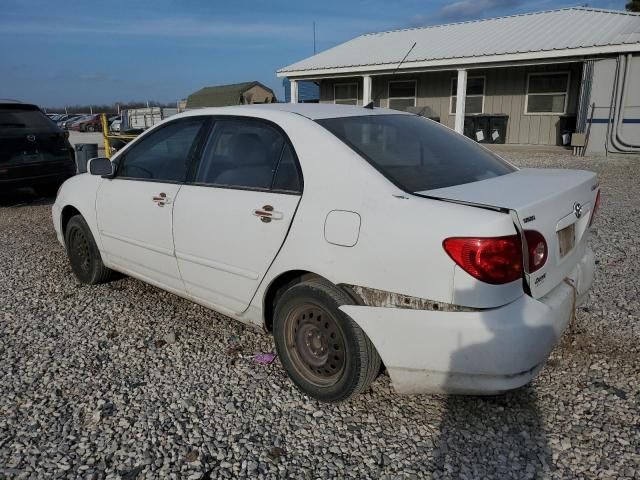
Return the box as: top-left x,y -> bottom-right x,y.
286,304 -> 346,386
69,228 -> 91,275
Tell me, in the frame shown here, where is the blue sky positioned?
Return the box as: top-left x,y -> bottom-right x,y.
0,0 -> 627,108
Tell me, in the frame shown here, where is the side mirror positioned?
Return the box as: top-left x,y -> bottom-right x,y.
88,157 -> 114,176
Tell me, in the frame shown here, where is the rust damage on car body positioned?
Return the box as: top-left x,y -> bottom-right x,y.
340,284 -> 483,312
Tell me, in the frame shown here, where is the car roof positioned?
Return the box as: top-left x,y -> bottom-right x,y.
184,103 -> 411,120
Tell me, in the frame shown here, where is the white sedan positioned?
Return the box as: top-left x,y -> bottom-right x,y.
52,104 -> 599,402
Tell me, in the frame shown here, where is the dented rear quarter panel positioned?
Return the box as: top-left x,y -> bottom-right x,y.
245,115 -> 524,328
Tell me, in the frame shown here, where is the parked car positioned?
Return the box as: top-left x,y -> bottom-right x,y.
110,118 -> 121,133
52,104 -> 599,402
60,114 -> 85,130
1,101 -> 75,196
70,114 -> 102,132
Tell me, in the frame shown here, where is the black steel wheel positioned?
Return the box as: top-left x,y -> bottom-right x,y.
273,278 -> 381,402
285,303 -> 346,387
64,215 -> 114,284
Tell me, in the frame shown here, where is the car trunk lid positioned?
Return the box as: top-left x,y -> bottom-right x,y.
419,168 -> 599,298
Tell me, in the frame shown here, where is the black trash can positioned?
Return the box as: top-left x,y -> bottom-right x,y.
463,116 -> 475,140
75,143 -> 98,174
489,114 -> 509,144
472,115 -> 491,143
558,115 -> 577,146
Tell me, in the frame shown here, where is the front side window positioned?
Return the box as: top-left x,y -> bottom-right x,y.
451,77 -> 485,114
526,73 -> 569,114
334,83 -> 358,105
388,80 -> 417,112
317,114 -> 515,192
195,119 -> 297,191
117,118 -> 206,182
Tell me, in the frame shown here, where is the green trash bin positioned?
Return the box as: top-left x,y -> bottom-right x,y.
463,116 -> 475,140
489,115 -> 509,144
472,115 -> 491,143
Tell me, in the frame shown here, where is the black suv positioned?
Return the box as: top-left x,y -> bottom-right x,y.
0,102 -> 76,196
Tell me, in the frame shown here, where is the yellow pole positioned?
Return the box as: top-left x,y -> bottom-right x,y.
101,113 -> 111,159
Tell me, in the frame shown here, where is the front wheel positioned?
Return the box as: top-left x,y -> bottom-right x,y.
273,279 -> 381,402
64,215 -> 114,284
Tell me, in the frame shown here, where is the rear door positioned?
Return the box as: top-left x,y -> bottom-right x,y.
172,117 -> 302,315
96,117 -> 208,293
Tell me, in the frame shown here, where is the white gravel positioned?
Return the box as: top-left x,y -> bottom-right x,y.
1,151 -> 638,479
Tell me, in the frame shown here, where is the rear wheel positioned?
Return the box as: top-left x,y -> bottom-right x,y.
273,278 -> 381,402
64,215 -> 114,284
87,125 -> 96,132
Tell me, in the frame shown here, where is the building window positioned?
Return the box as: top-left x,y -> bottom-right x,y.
388,80 -> 417,111
450,77 -> 485,114
525,72 -> 569,114
334,83 -> 358,105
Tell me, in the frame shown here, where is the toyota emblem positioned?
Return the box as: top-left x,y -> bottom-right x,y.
573,202 -> 583,219
26,134 -> 36,142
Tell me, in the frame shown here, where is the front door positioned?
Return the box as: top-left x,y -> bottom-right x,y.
96,117 -> 208,294
172,118 -> 303,315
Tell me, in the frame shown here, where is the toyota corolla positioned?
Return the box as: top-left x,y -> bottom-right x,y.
52,104 -> 599,402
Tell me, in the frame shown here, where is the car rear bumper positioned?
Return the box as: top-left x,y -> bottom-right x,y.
0,161 -> 75,188
340,247 -> 595,395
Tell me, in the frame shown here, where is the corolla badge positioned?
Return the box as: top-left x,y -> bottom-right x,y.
573,202 -> 583,219
26,134 -> 36,142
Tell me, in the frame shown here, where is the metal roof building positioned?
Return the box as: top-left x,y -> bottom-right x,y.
277,8 -> 640,153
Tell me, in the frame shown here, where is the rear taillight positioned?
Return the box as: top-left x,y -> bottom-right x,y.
524,230 -> 547,273
443,235 -> 523,285
589,189 -> 601,226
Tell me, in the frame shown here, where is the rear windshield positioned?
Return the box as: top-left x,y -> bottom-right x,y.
0,108 -> 59,133
317,114 -> 516,192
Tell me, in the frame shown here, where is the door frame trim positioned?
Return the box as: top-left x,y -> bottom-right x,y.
175,251 -> 260,280
101,230 -> 174,257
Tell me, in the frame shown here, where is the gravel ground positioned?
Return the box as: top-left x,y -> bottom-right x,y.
1,151 -> 639,479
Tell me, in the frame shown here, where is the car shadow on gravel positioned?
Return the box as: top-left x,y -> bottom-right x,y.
431,299 -> 555,478
432,387 -> 552,478
0,187 -> 54,207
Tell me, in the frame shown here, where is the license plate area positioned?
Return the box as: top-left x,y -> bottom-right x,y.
558,223 -> 575,258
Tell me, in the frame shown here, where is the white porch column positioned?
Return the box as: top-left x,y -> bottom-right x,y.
454,69 -> 467,134
362,75 -> 372,105
290,79 -> 298,104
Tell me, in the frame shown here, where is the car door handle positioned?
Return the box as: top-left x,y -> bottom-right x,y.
253,205 -> 283,223
152,192 -> 172,207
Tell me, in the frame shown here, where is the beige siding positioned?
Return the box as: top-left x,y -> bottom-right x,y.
317,62 -> 582,145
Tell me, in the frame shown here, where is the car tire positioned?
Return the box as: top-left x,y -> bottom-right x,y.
64,215 -> 114,284
273,278 -> 381,402
87,125 -> 95,132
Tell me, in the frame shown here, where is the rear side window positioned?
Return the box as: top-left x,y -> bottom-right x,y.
118,118 -> 206,182
0,108 -> 58,133
195,118 -> 292,190
272,143 -> 301,192
317,114 -> 515,192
